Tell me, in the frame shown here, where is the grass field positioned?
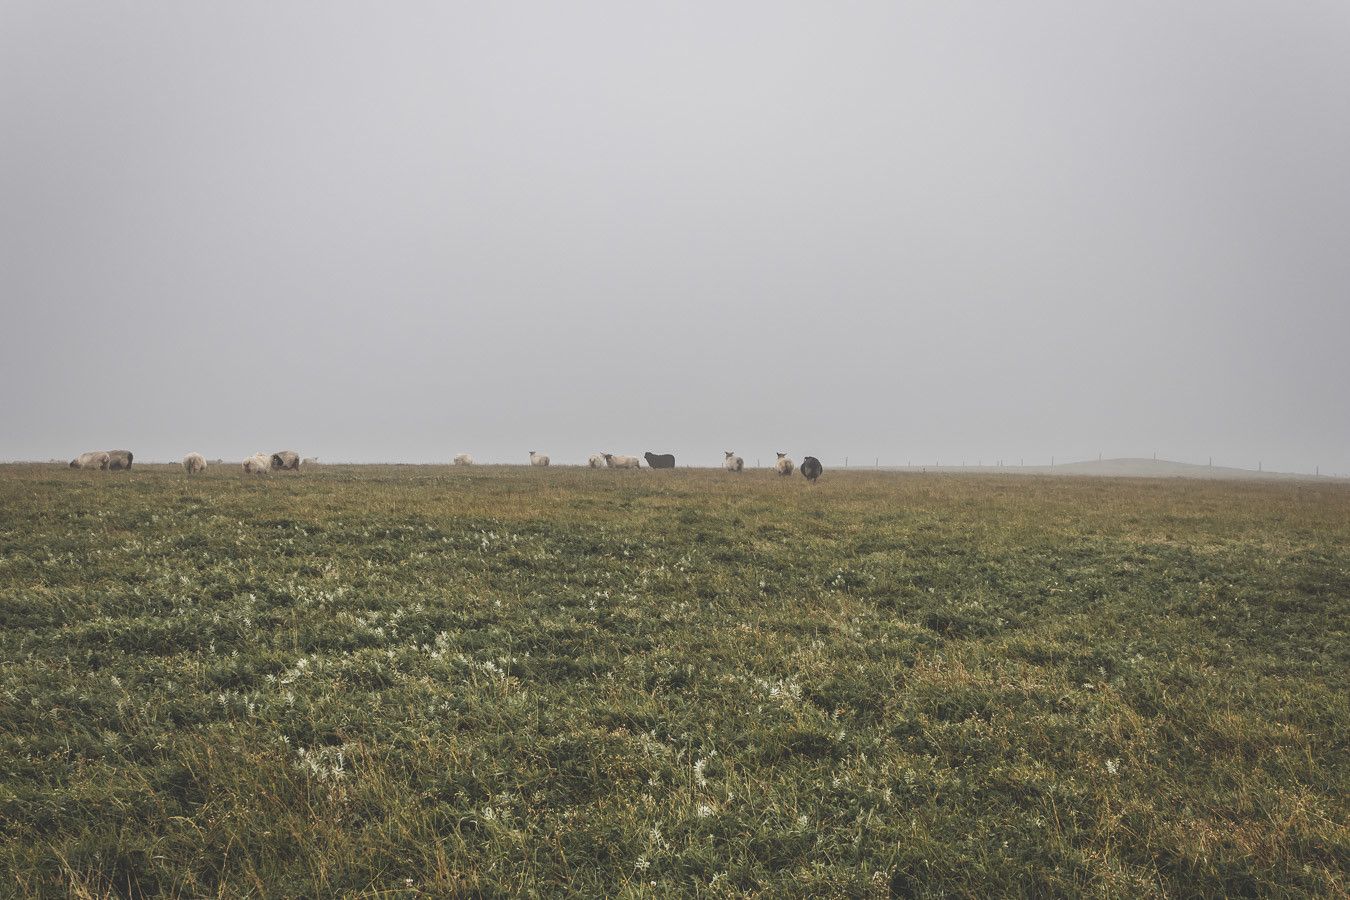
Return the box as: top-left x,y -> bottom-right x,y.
0,464 -> 1346,897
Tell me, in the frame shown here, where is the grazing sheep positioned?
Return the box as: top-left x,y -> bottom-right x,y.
243,453 -> 270,474
603,453 -> 641,469
183,453 -> 207,475
588,453 -> 605,468
105,450 -> 134,471
723,451 -> 743,472
644,452 -> 675,469
302,457 -> 319,468
70,451 -> 110,470
529,451 -> 550,467
454,453 -> 474,466
270,450 -> 301,471
800,456 -> 823,483
774,453 -> 795,477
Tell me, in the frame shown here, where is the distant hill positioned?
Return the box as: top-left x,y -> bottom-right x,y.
878,458 -> 1341,481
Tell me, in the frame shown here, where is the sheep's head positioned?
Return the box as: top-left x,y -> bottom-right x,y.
603,454 -> 613,461
776,452 -> 786,458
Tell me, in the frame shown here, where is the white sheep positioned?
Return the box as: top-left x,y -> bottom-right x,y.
182,453 -> 207,475
604,453 -> 641,469
723,451 -> 744,472
105,450 -> 134,470
529,451 -> 550,467
454,453 -> 474,466
774,452 -> 795,476
270,450 -> 301,471
70,451 -> 110,470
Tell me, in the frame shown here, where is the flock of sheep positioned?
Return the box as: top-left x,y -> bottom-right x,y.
68,450 -> 318,474
68,448 -> 825,482
485,449 -> 824,481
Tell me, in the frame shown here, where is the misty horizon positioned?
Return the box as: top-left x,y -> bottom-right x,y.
3,2 -> 1347,476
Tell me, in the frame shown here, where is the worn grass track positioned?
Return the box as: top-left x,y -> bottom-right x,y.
0,464 -> 1346,897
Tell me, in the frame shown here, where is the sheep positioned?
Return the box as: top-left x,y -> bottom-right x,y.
70,451 -> 110,470
800,456 -> 823,483
454,453 -> 474,466
105,450 -> 134,471
302,457 -> 319,468
644,452 -> 675,469
588,453 -> 605,468
529,451 -> 550,467
243,453 -> 270,474
723,451 -> 743,472
182,453 -> 207,475
603,453 -> 641,469
270,450 -> 301,471
774,452 -> 795,476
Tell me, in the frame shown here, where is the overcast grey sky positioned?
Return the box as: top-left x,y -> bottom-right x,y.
2,2 -> 1347,472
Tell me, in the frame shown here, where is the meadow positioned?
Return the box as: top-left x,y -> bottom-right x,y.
0,463 -> 1345,897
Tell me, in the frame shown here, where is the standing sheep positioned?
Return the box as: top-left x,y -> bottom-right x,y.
529,451 -> 550,467
302,457 -> 320,468
270,451 -> 301,471
644,452 -> 676,469
183,453 -> 207,475
453,453 -> 474,466
70,451 -> 110,470
723,451 -> 743,472
105,450 -> 134,471
587,453 -> 605,468
105,450 -> 134,472
800,456 -> 823,483
244,453 -> 270,474
774,453 -> 795,477
603,453 -> 641,469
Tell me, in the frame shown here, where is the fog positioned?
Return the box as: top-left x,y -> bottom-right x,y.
3,2 -> 1347,473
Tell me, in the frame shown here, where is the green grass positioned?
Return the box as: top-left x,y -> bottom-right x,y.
0,464 -> 1346,897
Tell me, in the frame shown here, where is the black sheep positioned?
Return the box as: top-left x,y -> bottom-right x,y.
800,456 -> 823,483
644,452 -> 676,469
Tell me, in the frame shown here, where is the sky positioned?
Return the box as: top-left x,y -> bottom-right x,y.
2,2 -> 1347,473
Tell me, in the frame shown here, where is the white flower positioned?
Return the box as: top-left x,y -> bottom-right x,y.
1105,758 -> 1120,776
697,803 -> 713,818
